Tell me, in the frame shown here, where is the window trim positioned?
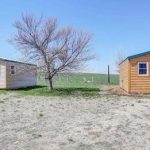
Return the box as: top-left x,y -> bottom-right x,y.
138,62 -> 149,76
10,65 -> 16,75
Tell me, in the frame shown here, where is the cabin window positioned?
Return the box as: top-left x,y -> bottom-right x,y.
10,66 -> 16,75
138,62 -> 148,76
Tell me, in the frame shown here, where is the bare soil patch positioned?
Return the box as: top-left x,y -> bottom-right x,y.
109,86 -> 130,96
0,93 -> 150,150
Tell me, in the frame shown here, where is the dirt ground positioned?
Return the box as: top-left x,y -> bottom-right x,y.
0,93 -> 150,150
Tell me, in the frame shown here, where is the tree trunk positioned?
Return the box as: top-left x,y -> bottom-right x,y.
48,78 -> 53,91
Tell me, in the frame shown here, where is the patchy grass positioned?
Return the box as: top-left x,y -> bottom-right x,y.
12,86 -> 100,97
0,101 -> 5,104
39,113 -> 44,117
0,86 -> 100,97
0,90 -> 8,95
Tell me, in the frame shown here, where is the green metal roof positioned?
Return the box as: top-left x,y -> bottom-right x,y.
0,58 -> 37,66
119,51 -> 150,65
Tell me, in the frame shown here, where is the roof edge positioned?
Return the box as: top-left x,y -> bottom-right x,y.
119,51 -> 150,65
0,58 -> 37,66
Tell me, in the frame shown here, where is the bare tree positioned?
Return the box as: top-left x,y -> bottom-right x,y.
115,51 -> 125,73
11,15 -> 94,91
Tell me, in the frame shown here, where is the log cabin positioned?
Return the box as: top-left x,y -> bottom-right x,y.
0,58 -> 37,89
120,51 -> 150,93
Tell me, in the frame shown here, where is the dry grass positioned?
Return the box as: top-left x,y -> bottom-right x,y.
1,93 -> 150,149
109,86 -> 130,96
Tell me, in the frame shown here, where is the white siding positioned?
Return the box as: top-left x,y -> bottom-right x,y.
0,61 -> 6,89
6,62 -> 37,89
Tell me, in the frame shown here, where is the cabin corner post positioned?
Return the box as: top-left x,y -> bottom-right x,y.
128,60 -> 131,93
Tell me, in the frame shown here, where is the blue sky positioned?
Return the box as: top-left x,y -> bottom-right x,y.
1,0 -> 150,73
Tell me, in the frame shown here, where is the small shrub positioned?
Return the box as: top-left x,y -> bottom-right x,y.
39,113 -> 44,117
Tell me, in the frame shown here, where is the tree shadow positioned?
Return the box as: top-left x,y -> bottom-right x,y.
12,85 -> 47,91
10,86 -> 100,96
54,87 -> 100,92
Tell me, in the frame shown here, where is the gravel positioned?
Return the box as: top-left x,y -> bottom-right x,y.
0,93 -> 150,150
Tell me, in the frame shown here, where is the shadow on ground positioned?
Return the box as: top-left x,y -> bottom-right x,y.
6,86 -> 100,97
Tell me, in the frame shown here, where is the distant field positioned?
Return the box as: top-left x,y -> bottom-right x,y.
0,73 -> 119,96
38,73 -> 119,88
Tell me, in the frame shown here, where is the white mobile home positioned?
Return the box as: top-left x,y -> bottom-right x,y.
0,58 -> 37,89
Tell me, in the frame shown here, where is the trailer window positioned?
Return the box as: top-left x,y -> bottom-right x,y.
138,62 -> 148,76
10,66 -> 16,75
